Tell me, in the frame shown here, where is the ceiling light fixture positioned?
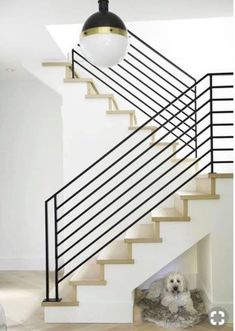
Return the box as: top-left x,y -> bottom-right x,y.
80,0 -> 128,68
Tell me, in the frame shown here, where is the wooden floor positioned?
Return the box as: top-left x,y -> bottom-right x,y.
0,271 -> 232,331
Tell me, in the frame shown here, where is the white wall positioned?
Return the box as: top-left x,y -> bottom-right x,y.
0,74 -> 63,269
197,235 -> 213,305
139,244 -> 198,290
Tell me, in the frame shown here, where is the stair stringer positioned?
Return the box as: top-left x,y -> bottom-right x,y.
44,178 -> 233,323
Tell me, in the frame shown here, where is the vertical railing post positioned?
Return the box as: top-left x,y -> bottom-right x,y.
54,195 -> 61,302
44,201 -> 50,301
72,49 -> 75,79
194,83 -> 198,158
209,74 -> 214,173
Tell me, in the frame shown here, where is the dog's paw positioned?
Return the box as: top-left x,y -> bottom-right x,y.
169,302 -> 178,314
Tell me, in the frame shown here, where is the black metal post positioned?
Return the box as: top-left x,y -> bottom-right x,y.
194,86 -> 198,158
72,50 -> 75,79
54,195 -> 61,301
45,201 -> 49,301
209,74 -> 214,173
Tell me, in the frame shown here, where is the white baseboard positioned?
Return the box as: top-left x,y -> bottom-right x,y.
0,258 -> 45,270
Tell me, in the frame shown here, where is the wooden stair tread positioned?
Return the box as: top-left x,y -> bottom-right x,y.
124,224 -> 162,243
152,207 -> 190,221
197,173 -> 233,179
64,78 -> 93,83
70,259 -> 106,285
106,110 -> 135,115
42,300 -> 79,307
128,126 -> 157,131
97,241 -> 134,264
69,259 -> 106,285
177,191 -> 220,200
85,94 -> 113,98
42,61 -> 71,67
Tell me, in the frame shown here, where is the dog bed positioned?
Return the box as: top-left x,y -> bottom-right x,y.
135,289 -> 208,328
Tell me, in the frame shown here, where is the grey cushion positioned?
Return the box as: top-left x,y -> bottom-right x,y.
136,289 -> 208,328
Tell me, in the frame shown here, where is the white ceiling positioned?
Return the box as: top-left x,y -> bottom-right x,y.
0,0 -> 233,80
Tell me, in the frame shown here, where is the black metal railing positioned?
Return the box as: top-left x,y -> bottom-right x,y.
71,30 -> 198,153
43,70 -> 233,302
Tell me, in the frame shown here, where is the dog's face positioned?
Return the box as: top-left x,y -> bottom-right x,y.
164,272 -> 187,295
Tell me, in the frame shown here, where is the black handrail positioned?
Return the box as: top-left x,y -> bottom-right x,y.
127,30 -> 196,82
47,73 -> 206,202
109,65 -> 196,129
58,161 -> 211,284
74,51 -> 195,146
57,77 -> 232,256
126,50 -> 195,100
44,40 -> 233,304
57,101 -> 211,235
57,90 -> 210,220
56,75 -> 209,212
58,125 -> 211,252
117,60 -> 195,118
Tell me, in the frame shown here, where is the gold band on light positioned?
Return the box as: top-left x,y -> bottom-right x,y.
81,26 -> 128,38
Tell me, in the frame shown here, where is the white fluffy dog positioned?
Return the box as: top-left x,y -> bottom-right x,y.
146,272 -> 196,314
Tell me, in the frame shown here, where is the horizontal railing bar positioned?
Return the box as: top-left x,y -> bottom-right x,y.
46,72 -> 208,201
57,87 -> 209,216
213,98 -> 234,101
128,30 -> 196,82
74,57 -> 194,150
109,66 -> 195,134
127,48 -> 195,97
126,52 -> 194,102
57,113 -> 209,234
213,111 -> 233,114
213,148 -> 233,151
57,128 -> 211,250
119,59 -> 195,119
57,109 -> 210,236
118,60 -> 195,115
128,43 -> 195,92
57,88 -> 209,213
209,72 -> 234,76
213,136 -> 234,139
212,85 -> 234,89
213,123 -> 233,126
213,161 -> 233,163
57,153 -> 210,271
73,53 -> 194,147
58,161 -> 211,282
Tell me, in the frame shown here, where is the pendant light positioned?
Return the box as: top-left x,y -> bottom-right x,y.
80,0 -> 129,68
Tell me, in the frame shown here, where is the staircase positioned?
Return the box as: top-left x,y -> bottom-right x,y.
32,31 -> 234,323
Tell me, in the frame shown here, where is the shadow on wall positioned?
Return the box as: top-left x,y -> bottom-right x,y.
0,68 -> 63,270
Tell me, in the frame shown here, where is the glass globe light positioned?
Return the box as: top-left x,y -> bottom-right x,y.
80,0 -> 128,68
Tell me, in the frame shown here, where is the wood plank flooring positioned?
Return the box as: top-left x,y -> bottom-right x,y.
0,271 -> 232,331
